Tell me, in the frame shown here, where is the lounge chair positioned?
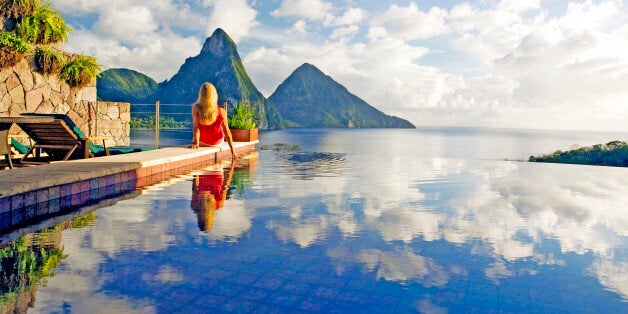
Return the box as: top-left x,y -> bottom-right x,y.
18,113 -> 152,161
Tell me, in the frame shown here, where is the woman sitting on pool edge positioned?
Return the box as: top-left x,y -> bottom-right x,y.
188,82 -> 237,159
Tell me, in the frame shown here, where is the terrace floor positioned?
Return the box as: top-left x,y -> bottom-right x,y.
0,141 -> 257,233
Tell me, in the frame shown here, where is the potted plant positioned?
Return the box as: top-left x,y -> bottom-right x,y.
228,100 -> 258,142
16,1 -> 71,45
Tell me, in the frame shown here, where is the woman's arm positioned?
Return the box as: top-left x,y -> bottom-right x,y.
189,105 -> 201,149
220,107 -> 237,159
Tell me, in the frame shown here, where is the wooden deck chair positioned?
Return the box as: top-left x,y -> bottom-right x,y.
18,113 -> 153,161
17,113 -> 103,161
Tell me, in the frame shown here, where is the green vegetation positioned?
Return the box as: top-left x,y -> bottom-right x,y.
34,45 -> 65,74
529,140 -> 628,167
0,0 -> 40,19
0,31 -> 31,67
96,68 -> 157,103
59,54 -> 100,88
130,115 -> 189,129
16,1 -> 71,45
228,100 -> 257,130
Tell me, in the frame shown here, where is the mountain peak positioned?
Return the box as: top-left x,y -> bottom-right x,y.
201,28 -> 237,55
269,65 -> 415,128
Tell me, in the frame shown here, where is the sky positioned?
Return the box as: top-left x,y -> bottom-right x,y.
49,0 -> 628,131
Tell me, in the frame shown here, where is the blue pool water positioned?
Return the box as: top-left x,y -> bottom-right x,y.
1,128 -> 627,313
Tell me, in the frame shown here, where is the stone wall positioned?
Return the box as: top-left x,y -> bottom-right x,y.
0,57 -> 130,146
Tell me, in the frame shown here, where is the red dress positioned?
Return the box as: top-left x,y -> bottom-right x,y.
197,111 -> 225,145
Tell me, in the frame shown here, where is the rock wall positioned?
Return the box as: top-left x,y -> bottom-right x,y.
0,57 -> 130,146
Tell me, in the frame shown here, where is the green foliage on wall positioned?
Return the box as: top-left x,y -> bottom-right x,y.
16,1 -> 71,45
59,54 -> 100,88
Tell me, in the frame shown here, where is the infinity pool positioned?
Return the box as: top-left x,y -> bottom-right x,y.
1,128 -> 627,313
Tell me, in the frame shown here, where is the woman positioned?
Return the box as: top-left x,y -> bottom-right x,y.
189,82 -> 237,159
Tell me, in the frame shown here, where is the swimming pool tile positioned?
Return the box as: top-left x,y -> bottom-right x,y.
36,189 -> 49,203
204,268 -> 235,280
11,207 -> 24,226
266,268 -> 296,280
162,287 -> 202,304
465,292 -> 499,309
48,198 -> 60,213
191,293 -> 229,310
319,275 -> 348,288
36,201 -> 48,216
278,281 -> 313,295
60,183 -> 72,197
11,194 -> 23,210
224,271 -> 260,285
365,293 -> 402,307
335,289 -> 370,303
250,303 -> 294,314
48,186 -> 60,200
219,298 -> 259,312
295,296 -> 330,312
23,191 -> 36,207
322,300 -> 364,313
373,280 -> 406,296
209,282 -> 247,297
265,291 -> 302,307
310,286 -> 341,299
238,286 -> 272,301
468,282 -> 499,296
0,197 -> 10,213
0,212 -> 10,229
251,276 -> 285,290
292,272 -> 323,284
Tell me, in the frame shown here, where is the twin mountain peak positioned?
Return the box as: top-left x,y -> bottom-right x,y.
97,28 -> 415,129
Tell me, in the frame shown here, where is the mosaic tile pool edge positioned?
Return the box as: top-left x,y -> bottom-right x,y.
0,144 -> 256,232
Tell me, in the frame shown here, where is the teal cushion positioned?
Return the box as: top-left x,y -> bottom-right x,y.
10,138 -> 30,154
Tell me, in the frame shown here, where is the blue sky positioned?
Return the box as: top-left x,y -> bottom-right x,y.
50,0 -> 627,131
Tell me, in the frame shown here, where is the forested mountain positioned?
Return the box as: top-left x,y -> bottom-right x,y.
268,63 -> 415,128
97,68 -> 157,103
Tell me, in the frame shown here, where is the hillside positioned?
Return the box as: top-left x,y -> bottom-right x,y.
97,68 -> 157,103
268,63 -> 415,128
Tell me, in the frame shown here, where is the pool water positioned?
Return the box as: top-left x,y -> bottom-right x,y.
1,128 -> 627,313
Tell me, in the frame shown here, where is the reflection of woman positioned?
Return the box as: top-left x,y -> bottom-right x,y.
190,161 -> 235,232
188,82 -> 237,160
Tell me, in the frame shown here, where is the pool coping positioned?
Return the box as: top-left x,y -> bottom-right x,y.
0,141 -> 257,232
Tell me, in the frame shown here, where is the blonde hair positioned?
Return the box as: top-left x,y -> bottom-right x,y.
195,82 -> 219,122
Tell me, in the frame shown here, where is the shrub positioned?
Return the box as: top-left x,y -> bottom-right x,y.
228,101 -> 257,129
59,54 -> 100,88
34,46 -> 65,74
16,1 -> 71,45
0,31 -> 30,68
1,0 -> 40,19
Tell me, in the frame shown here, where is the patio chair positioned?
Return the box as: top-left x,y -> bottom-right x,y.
18,113 -> 152,161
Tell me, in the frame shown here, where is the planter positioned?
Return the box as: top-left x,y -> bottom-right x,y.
230,128 -> 258,142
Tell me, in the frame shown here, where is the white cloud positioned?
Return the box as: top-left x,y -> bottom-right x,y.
370,2 -> 449,40
204,0 -> 259,42
271,0 -> 333,21
330,25 -> 359,40
93,6 -> 158,38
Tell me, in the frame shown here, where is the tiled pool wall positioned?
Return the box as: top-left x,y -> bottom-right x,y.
0,145 -> 255,232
